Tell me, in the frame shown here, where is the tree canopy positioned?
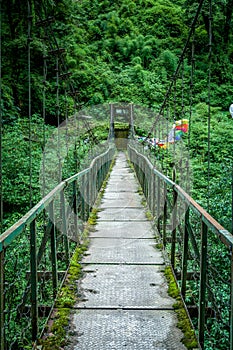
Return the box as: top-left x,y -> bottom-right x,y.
1,0 -> 233,232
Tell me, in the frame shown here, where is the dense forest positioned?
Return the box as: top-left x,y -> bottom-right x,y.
2,1 -> 233,349
1,0 -> 233,234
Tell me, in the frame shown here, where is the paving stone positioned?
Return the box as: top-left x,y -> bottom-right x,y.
82,238 -> 164,264
90,221 -> 154,239
97,207 -> 148,221
100,197 -> 143,208
102,191 -> 143,201
66,310 -> 187,350
77,264 -> 171,308
104,181 -> 139,193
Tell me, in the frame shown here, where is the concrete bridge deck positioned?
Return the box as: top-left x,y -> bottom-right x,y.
65,152 -> 187,350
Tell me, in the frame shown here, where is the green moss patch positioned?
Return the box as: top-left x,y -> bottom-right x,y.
145,210 -> 153,221
164,266 -> 198,349
114,122 -> 130,130
155,243 -> 164,250
38,235 -> 90,349
38,158 -> 117,349
87,157 -> 116,226
87,207 -> 99,225
95,156 -> 116,206
38,243 -> 88,349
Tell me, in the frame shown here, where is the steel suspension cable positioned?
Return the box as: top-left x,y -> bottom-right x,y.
171,84 -> 176,170
41,45 -> 48,274
188,34 -> 195,150
72,92 -> 79,173
56,56 -> 62,183
181,60 -> 185,119
173,79 -> 177,122
180,54 -> 189,190
28,0 -> 33,208
207,0 -> 213,211
0,0 -> 2,233
64,83 -> 68,156
42,45 -> 48,197
180,63 -> 185,184
146,0 -> 206,140
173,79 -> 178,175
34,0 -> 73,183
165,104 -> 169,176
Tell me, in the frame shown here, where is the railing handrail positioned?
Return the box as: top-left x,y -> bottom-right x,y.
128,142 -> 233,348
1,143 -> 115,349
128,143 -> 233,248
0,146 -> 113,252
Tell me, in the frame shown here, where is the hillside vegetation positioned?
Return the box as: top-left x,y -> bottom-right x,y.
1,0 -> 233,232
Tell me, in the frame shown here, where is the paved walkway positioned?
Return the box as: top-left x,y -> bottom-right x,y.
65,152 -> 187,350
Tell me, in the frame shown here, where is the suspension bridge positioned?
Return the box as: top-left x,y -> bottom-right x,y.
1,0 -> 233,349
1,104 -> 233,350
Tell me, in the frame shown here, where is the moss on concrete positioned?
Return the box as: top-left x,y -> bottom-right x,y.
38,227 -> 91,348
38,157 -> 117,349
145,210 -> 153,221
38,245 -> 86,349
87,157 -> 116,226
95,156 -> 116,205
87,207 -> 99,225
155,243 -> 164,250
164,266 -> 198,349
114,122 -> 130,130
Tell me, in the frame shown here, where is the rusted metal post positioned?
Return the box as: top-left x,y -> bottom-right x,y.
93,162 -> 97,203
139,155 -> 143,188
83,173 -> 88,221
129,103 -> 134,138
61,190 -> 69,266
92,163 -> 96,206
89,168 -> 93,209
98,165 -> 102,192
157,176 -> 161,233
138,155 -> 142,188
163,183 -> 167,247
73,180 -> 78,241
171,167 -> 177,269
49,201 -> 58,298
146,166 -> 149,202
150,168 -> 155,215
181,207 -> 189,298
171,188 -> 177,269
30,219 -> 38,343
143,164 -> 147,199
85,173 -> 90,220
198,220 -> 208,348
137,154 -> 142,187
153,172 -> 157,218
144,162 -> 147,199
109,103 -> 115,140
80,175 -> 85,221
0,250 -> 4,350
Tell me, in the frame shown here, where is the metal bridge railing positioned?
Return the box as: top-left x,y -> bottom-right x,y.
128,143 -> 233,350
0,146 -> 115,350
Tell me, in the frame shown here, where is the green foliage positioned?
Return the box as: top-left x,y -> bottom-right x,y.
2,1 -> 233,347
159,50 -> 178,76
2,0 -> 233,117
2,117 -> 110,231
164,266 -> 198,349
2,117 -> 54,211
186,104 -> 233,231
